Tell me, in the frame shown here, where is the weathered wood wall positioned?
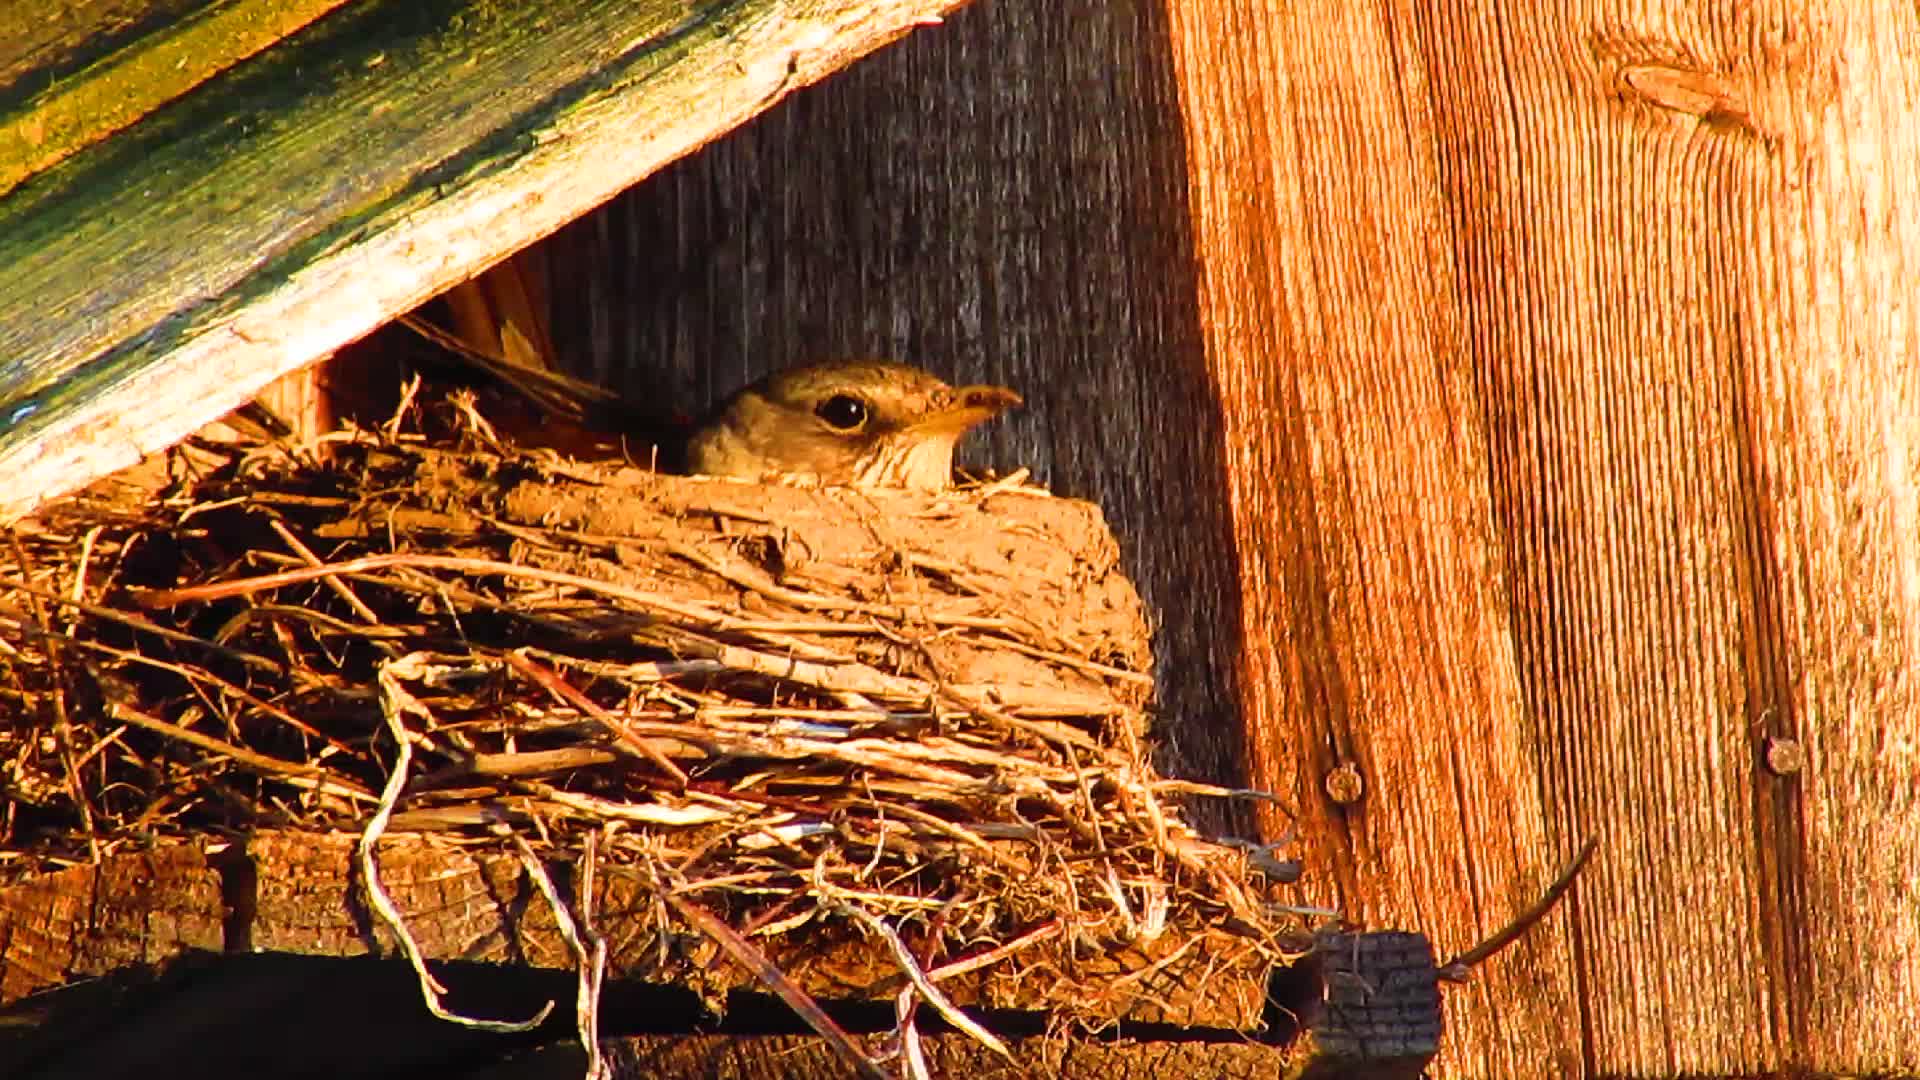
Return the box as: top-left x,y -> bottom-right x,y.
558,1 -> 1920,1076
1167,1 -> 1920,1077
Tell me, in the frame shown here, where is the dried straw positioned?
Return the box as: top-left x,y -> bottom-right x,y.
0,399 -> 1306,1070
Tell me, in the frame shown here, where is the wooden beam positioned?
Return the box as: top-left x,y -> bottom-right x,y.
0,0 -> 352,197
0,0 -> 965,523
1,838 -> 1442,1077
1166,0 -> 1920,1076
0,844 -> 223,1003
0,834 -> 1270,1030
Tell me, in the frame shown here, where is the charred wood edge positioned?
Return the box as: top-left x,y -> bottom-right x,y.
0,839 -> 1441,1077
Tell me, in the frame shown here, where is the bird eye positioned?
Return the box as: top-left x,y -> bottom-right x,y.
814,394 -> 869,431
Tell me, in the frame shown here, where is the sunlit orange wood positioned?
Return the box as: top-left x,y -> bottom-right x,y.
1167,2 -> 1920,1076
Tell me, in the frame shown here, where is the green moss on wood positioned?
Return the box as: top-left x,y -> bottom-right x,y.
0,0 -> 742,447
0,0 -> 350,197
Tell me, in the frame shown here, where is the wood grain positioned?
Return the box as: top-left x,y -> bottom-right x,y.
0,0 -> 206,89
0,844 -> 223,1004
0,0 -> 350,196
1169,1 -> 1920,1076
0,833 -> 1263,1031
1167,4 -> 1575,1074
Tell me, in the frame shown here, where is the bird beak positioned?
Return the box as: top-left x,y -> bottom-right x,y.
912,385 -> 1024,434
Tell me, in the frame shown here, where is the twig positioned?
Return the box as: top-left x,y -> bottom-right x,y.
1441,835 -> 1600,980
663,891 -> 888,1080
870,801 -> 1027,873
926,921 -> 1062,982
989,634 -> 1155,686
501,650 -> 689,787
834,899 -> 1012,1061
64,524 -> 103,638
135,553 -> 726,626
8,623 -> 352,753
455,748 -> 623,778
895,989 -> 930,1080
0,579 -> 286,675
109,704 -> 374,802
362,657 -> 554,1033
6,537 -> 104,864
383,374 -> 422,440
580,831 -> 609,1076
1149,780 -> 1289,803
269,519 -> 385,629
501,826 -> 605,1080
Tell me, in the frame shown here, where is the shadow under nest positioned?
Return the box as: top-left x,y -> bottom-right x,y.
0,395 -> 1306,1051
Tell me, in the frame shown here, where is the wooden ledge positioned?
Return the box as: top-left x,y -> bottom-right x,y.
0,835 -> 1442,1077
0,833 -> 1269,1030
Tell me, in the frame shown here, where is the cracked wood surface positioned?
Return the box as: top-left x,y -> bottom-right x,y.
0,834 -> 1267,1032
0,837 -> 1442,1077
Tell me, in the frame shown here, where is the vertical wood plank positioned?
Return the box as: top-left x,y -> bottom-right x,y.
1169,0 -> 1920,1075
1164,3 -> 1580,1074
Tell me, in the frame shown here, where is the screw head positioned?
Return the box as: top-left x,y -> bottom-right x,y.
1324,762 -> 1365,804
1764,736 -> 1805,776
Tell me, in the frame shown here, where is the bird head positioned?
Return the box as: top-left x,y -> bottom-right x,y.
687,361 -> 1022,490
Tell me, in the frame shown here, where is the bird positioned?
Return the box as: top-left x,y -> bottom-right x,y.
685,361 -> 1022,490
395,315 -> 1019,488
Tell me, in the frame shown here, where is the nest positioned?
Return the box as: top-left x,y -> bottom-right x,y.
0,397 -> 1304,1066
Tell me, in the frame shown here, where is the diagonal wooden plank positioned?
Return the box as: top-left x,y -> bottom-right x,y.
0,0 -> 208,90
0,0 -> 964,522
0,0 -> 352,197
